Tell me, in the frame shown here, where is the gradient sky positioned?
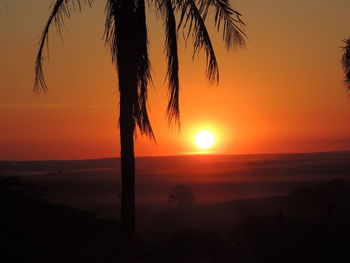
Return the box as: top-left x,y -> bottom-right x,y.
1,0 -> 350,160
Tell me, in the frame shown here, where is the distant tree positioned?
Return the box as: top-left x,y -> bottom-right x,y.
341,38 -> 350,90
34,0 -> 246,243
0,175 -> 46,199
168,184 -> 196,210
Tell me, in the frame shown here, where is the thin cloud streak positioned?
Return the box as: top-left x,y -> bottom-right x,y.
0,103 -> 115,108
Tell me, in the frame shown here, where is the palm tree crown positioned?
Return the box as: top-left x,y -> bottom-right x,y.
34,0 -> 246,132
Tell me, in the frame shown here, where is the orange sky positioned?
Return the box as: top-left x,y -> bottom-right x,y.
1,0 -> 350,160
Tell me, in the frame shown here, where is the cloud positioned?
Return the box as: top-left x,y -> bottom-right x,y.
0,103 -> 114,108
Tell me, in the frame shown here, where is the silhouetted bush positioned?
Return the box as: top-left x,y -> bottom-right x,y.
0,175 -> 122,263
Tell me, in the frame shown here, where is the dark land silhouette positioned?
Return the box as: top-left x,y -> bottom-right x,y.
1,151 -> 350,262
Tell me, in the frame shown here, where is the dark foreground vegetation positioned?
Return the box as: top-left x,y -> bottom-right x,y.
1,175 -> 350,263
1,176 -> 121,263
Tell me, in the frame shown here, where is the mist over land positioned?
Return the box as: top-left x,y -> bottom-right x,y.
1,151 -> 349,219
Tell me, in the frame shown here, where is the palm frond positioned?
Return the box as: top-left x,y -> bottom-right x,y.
104,0 -> 118,63
342,38 -> 350,91
158,0 -> 180,124
135,0 -> 155,139
199,0 -> 246,49
34,0 -> 92,94
176,0 -> 219,83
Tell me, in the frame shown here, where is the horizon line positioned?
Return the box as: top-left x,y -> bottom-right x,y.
1,149 -> 350,163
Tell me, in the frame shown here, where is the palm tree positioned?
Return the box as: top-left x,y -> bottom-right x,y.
34,0 -> 246,243
342,38 -> 350,90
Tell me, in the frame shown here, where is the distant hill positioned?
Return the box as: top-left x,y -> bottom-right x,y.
1,150 -> 350,175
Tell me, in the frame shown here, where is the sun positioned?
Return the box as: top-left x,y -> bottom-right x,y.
195,130 -> 215,150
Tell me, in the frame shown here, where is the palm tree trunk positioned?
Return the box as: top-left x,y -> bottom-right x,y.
120,95 -> 136,242
117,0 -> 138,244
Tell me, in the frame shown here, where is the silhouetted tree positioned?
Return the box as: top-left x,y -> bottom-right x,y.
168,184 -> 196,210
0,175 -> 46,199
33,0 -> 246,243
341,38 -> 350,90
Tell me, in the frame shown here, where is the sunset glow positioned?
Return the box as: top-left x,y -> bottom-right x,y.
1,0 -> 350,160
195,131 -> 215,150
